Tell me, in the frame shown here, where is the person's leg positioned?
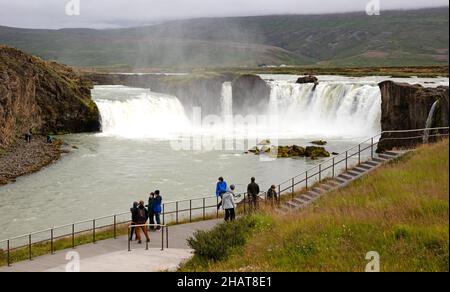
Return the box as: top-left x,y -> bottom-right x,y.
136,226 -> 142,242
230,209 -> 235,221
143,225 -> 150,241
149,212 -> 155,231
155,213 -> 161,230
224,209 -> 230,221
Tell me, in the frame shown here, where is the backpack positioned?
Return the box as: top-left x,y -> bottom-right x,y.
136,207 -> 147,223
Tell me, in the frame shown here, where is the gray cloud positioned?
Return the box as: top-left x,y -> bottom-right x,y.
0,0 -> 448,29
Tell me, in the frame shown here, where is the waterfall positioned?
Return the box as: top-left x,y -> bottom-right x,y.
423,100 -> 439,143
92,79 -> 383,139
93,86 -> 191,139
265,81 -> 382,138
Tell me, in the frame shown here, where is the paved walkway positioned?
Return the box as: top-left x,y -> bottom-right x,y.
0,219 -> 221,272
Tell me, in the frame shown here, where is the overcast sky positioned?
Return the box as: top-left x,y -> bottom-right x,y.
0,0 -> 448,29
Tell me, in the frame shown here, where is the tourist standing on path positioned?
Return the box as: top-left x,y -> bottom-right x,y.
135,201 -> 150,244
247,177 -> 260,211
153,190 -> 163,231
129,201 -> 139,241
267,185 -> 278,205
216,177 -> 228,210
222,185 -> 237,221
146,192 -> 156,231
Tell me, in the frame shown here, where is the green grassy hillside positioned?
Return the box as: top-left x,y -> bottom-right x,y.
0,8 -> 448,69
182,139 -> 449,272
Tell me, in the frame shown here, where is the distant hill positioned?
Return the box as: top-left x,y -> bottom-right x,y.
0,8 -> 448,69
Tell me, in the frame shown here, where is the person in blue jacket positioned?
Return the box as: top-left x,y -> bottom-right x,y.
153,190 -> 163,231
216,177 -> 228,210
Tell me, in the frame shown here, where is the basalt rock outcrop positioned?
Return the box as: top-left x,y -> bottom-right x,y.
232,74 -> 271,116
377,81 -> 449,152
0,46 -> 101,148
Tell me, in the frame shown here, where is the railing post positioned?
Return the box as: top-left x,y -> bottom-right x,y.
113,215 -> 117,239
345,151 -> 348,171
291,178 -> 295,199
243,194 -> 246,215
332,158 -> 335,178
72,224 -> 75,249
371,138 -> 374,159
7,240 -> 10,267
127,228 -> 131,252
50,228 -> 54,255
176,202 -> 179,224
319,164 -> 322,182
189,200 -> 192,223
93,219 -> 96,244
305,171 -> 308,189
162,204 -> 165,225
202,198 -> 206,220
161,226 -> 164,251
166,226 -> 169,249
28,234 -> 32,261
358,144 -> 361,165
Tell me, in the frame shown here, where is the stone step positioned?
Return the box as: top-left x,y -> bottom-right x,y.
302,193 -> 315,200
312,187 -> 326,194
333,177 -> 347,184
383,151 -> 399,157
280,205 -> 291,212
351,167 -> 366,173
379,154 -> 394,160
286,200 -> 301,208
293,197 -> 307,204
365,161 -> 379,167
358,164 -> 373,170
319,184 -> 331,191
347,171 -> 360,177
308,190 -> 322,197
322,182 -> 338,189
338,174 -> 353,181
326,180 -> 340,187
372,157 -> 386,163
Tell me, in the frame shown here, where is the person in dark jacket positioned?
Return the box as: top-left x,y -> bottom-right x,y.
267,185 -> 278,205
146,192 -> 156,231
135,200 -> 150,244
247,177 -> 260,211
153,190 -> 163,231
129,202 -> 139,241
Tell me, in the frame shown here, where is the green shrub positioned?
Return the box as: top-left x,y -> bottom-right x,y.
187,215 -> 271,262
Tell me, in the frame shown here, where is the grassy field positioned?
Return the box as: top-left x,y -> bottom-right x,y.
181,139 -> 449,272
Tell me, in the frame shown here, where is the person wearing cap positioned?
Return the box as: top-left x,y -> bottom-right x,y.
222,185 -> 237,221
267,185 -> 278,205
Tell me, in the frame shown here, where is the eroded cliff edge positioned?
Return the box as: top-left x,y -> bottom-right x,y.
377,81 -> 449,151
0,46 -> 101,184
0,46 -> 101,147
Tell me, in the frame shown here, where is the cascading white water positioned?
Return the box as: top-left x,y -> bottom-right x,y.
423,100 -> 439,143
92,78 -> 383,139
93,86 -> 192,139
265,81 -> 382,138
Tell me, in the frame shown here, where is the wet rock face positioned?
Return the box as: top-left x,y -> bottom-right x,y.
296,75 -> 319,85
232,74 -> 271,116
0,46 -> 101,148
377,81 -> 449,151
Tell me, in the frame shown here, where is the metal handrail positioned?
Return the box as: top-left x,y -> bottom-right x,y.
127,224 -> 168,251
1,127 -> 448,267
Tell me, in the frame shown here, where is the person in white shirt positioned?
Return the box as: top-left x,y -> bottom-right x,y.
222,185 -> 237,221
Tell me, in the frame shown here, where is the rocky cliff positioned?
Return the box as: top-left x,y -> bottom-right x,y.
377,81 -> 449,151
231,74 -> 271,116
0,46 -> 100,148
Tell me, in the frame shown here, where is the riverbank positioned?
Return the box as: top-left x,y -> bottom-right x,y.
0,137 -> 63,186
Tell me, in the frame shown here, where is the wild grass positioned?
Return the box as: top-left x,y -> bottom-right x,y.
181,140 -> 449,272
